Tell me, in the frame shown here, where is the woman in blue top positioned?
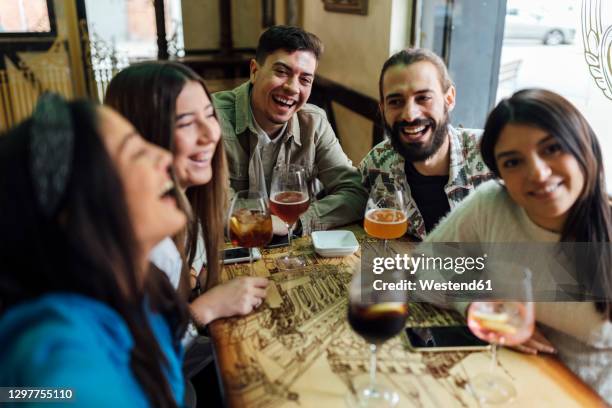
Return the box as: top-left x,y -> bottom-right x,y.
0,95 -> 189,407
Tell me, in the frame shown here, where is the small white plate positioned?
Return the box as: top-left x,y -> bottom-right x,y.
312,230 -> 359,257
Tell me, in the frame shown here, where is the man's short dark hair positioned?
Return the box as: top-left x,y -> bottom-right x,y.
255,25 -> 323,64
378,48 -> 454,102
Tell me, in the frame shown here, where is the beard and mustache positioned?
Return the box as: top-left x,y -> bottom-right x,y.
387,109 -> 450,162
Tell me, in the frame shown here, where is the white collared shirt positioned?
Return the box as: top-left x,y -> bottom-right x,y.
149,237 -> 182,289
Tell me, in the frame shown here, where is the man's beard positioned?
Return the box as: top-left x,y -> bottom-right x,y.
387,110 -> 449,162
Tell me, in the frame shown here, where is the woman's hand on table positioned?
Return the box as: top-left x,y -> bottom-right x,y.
190,277 -> 269,325
510,328 -> 556,355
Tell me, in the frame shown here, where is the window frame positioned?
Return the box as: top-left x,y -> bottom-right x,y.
412,0 -> 508,128
0,0 -> 57,41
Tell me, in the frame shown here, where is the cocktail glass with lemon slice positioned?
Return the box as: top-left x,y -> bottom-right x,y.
466,270 -> 535,405
228,191 -> 273,274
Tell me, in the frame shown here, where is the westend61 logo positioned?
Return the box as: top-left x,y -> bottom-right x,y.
582,0 -> 612,100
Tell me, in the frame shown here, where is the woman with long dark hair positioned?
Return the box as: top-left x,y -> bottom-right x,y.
425,89 -> 612,403
0,95 -> 189,407
104,61 -> 268,329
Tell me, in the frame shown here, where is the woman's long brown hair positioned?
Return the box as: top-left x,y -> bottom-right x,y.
105,61 -> 228,291
0,100 -> 188,406
481,88 -> 612,320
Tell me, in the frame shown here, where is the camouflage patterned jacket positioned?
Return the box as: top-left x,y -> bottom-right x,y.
359,126 -> 493,240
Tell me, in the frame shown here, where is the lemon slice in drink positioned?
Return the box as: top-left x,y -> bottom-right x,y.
471,311 -> 517,334
478,320 -> 517,335
471,310 -> 509,322
230,210 -> 258,235
229,217 -> 241,233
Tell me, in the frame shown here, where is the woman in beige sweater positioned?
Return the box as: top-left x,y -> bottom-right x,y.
425,89 -> 612,403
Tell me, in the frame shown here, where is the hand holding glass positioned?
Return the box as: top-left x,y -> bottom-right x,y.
467,268 -> 535,404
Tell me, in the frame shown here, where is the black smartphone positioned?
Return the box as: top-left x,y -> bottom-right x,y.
404,326 -> 490,351
222,247 -> 261,264
265,234 -> 290,249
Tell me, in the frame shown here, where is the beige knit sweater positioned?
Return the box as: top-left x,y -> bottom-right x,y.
425,180 -> 612,404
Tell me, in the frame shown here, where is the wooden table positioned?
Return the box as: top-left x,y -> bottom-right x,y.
209,227 -> 607,407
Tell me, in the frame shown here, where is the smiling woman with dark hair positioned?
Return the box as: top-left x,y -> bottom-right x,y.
425,89 -> 612,403
0,95 -> 189,407
105,61 -> 268,332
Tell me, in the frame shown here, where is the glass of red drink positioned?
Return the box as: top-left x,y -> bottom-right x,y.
228,190 -> 273,274
346,267 -> 407,407
270,164 -> 310,270
466,268 -> 534,404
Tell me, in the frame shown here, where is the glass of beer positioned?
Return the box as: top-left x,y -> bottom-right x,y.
270,164 -> 310,270
347,266 -> 408,407
228,190 -> 273,275
363,182 -> 408,253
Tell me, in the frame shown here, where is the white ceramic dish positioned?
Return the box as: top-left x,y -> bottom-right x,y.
311,230 -> 359,257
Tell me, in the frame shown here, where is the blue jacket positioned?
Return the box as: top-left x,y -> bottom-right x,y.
0,293 -> 184,407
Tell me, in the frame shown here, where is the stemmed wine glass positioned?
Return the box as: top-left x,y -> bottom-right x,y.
269,164 -> 310,270
346,267 -> 408,407
363,182 -> 408,253
467,268 -> 535,404
228,190 -> 273,275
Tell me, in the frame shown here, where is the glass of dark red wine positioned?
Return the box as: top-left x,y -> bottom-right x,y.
269,164 -> 310,270
347,267 -> 408,407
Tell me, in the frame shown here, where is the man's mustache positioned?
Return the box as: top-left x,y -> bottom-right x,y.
392,118 -> 435,133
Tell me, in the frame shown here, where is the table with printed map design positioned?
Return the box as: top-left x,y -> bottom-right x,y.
209,226 -> 606,407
